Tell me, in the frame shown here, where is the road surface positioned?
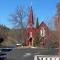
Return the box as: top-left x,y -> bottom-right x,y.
6,48 -> 58,60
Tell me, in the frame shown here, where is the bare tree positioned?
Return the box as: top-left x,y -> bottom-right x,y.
10,6 -> 26,44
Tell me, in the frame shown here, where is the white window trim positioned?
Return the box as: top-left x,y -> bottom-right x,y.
40,28 -> 45,37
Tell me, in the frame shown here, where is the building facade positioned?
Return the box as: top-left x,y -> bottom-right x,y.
25,6 -> 49,47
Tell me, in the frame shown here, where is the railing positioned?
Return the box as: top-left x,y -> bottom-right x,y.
34,55 -> 60,60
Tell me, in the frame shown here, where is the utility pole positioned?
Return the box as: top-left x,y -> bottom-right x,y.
56,3 -> 60,55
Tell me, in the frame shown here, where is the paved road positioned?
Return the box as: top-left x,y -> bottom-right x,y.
6,48 -> 58,60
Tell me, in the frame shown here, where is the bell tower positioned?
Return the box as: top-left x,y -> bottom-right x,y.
26,6 -> 35,47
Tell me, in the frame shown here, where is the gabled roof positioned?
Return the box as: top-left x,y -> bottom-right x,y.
40,21 -> 48,28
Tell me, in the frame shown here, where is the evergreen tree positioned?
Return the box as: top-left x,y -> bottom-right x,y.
36,18 -> 39,28
33,32 -> 40,47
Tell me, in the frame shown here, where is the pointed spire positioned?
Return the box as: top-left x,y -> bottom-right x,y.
28,5 -> 34,27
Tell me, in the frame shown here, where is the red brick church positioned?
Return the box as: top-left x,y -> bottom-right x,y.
24,6 -> 49,47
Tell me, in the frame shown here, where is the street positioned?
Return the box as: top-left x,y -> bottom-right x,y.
6,48 -> 58,60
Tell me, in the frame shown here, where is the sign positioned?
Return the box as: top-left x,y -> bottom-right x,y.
34,55 -> 60,60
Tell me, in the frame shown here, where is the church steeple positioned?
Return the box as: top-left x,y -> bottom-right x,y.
28,6 -> 34,28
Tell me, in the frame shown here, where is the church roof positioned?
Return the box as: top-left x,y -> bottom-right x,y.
40,21 -> 48,28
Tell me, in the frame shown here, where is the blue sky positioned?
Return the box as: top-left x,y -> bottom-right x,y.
0,0 -> 60,28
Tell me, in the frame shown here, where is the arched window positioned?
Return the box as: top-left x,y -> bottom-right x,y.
30,32 -> 32,37
40,28 -> 45,37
